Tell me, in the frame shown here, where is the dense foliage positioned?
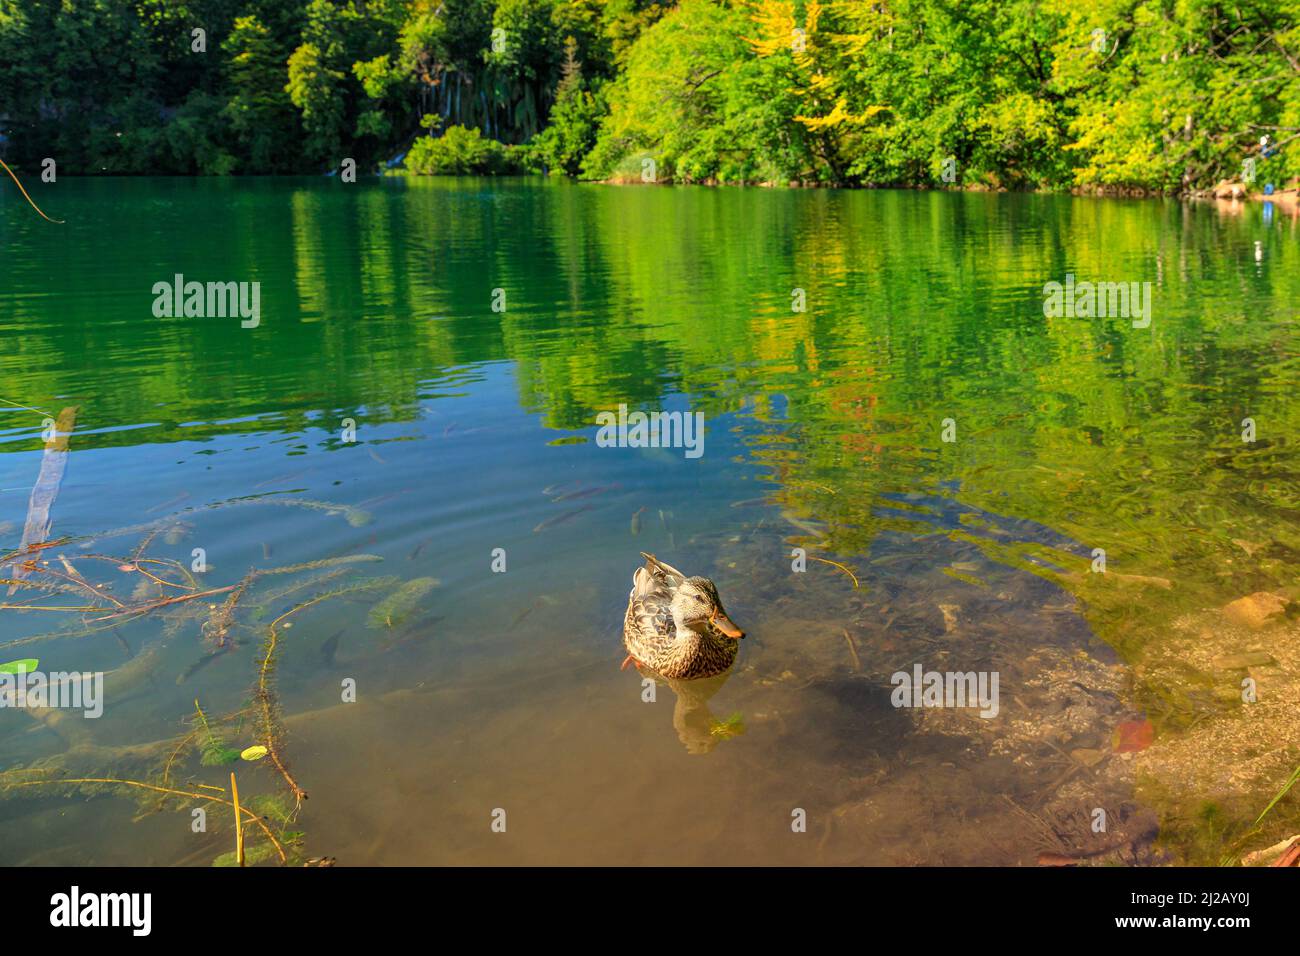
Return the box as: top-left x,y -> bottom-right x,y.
406,118 -> 522,172
0,0 -> 1296,190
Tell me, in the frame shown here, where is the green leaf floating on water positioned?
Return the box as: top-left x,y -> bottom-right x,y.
0,659 -> 38,674
367,577 -> 439,630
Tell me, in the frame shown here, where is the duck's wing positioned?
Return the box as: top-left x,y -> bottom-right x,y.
640,552 -> 686,589
629,559 -> 675,641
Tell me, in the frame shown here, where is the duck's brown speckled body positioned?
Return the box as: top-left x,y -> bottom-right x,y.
623,552 -> 744,680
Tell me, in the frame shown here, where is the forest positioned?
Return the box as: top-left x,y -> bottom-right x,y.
0,0 -> 1297,192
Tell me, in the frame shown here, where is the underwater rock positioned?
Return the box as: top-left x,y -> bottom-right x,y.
1109,572 -> 1174,590
1211,650 -> 1276,670
937,603 -> 959,633
1071,747 -> 1107,767
1222,592 -> 1288,630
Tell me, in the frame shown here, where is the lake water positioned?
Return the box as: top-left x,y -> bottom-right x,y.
1,178 -> 1296,865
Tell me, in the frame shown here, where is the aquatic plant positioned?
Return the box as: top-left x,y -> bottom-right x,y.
709,712 -> 746,740
367,577 -> 439,630
194,699 -> 240,767
0,505 -> 439,864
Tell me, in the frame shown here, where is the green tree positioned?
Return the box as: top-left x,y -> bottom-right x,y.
224,15 -> 299,172
528,35 -> 603,174
585,0 -> 806,182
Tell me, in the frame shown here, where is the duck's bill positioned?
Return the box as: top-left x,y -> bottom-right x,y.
714,614 -> 744,639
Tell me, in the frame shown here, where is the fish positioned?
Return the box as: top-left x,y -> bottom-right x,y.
356,491 -> 404,509
176,651 -> 221,684
730,497 -> 770,509
367,447 -> 387,464
658,509 -> 676,548
780,509 -> 828,540
532,504 -> 595,534
254,470 -> 308,489
319,629 -> 343,666
541,479 -> 583,497
509,597 -> 557,628
145,491 -> 191,515
379,618 -> 441,652
551,483 -> 619,502
216,496 -> 372,528
510,601 -> 539,629
630,506 -> 646,535
408,538 -> 431,560
176,642 -> 244,684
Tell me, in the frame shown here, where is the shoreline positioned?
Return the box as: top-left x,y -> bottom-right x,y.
15,170 -> 1298,214
597,171 -> 1300,207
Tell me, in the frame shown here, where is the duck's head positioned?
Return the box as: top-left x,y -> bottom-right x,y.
671,576 -> 744,640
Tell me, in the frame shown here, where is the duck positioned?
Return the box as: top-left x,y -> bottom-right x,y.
622,552 -> 744,680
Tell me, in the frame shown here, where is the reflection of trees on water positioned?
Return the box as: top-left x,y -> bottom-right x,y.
5,182 -> 1296,647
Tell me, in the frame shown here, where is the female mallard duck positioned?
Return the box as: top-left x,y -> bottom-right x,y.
622,552 -> 744,680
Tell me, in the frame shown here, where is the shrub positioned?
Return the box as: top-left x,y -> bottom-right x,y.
405,124 -> 521,175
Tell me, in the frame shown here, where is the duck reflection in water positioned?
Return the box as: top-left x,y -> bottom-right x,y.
660,671 -> 736,754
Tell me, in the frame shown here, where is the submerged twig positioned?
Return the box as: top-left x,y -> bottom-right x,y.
231,772 -> 245,867
2,776 -> 286,863
87,584 -> 237,622
160,729 -> 198,787
841,629 -> 862,672
203,572 -> 252,646
810,555 -> 860,589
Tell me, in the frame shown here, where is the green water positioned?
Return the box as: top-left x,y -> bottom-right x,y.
0,177 -> 1296,865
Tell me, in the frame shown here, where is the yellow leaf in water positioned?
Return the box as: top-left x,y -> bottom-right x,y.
240,745 -> 268,761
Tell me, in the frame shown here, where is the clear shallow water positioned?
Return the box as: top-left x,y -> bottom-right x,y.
0,178 -> 1296,865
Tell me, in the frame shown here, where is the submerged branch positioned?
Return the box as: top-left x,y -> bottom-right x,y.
2,776 -> 286,863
